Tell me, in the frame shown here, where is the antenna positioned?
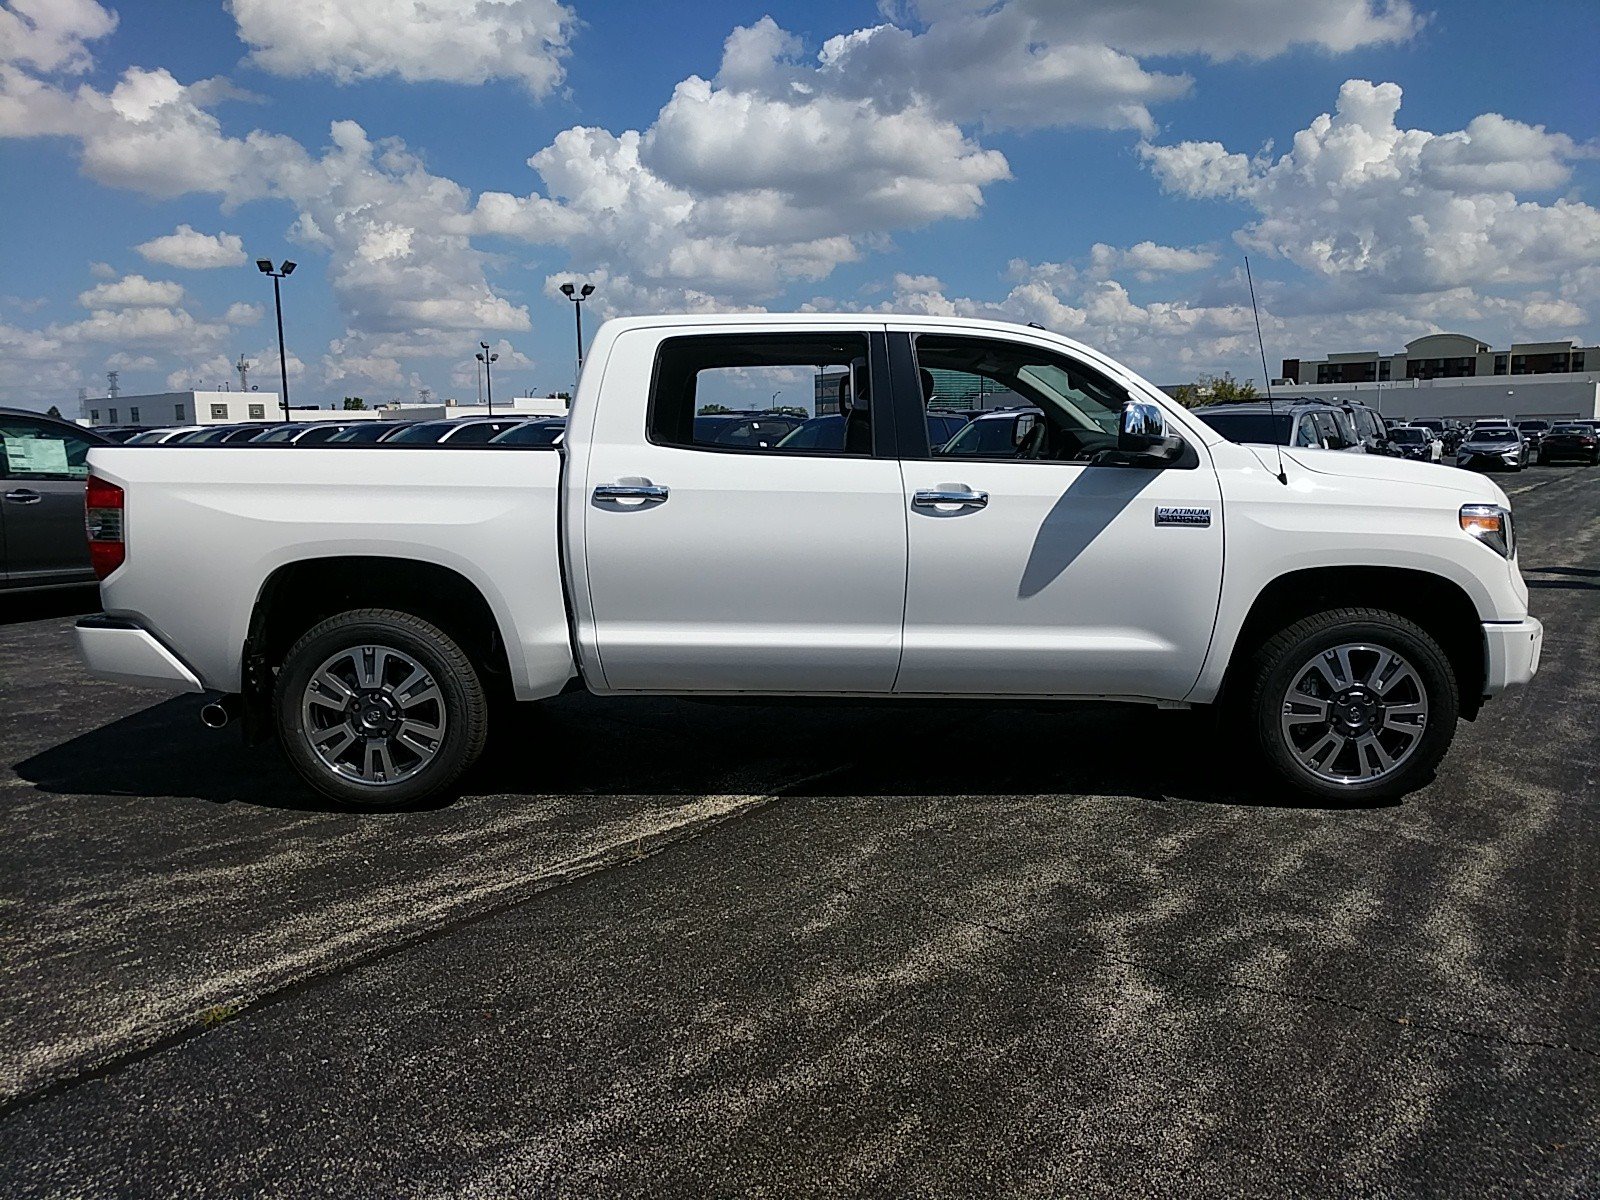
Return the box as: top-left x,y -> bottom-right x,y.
236,354 -> 251,392
1244,256 -> 1287,485
106,370 -> 119,400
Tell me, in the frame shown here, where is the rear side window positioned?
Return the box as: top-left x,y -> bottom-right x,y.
0,417 -> 94,479
649,333 -> 872,455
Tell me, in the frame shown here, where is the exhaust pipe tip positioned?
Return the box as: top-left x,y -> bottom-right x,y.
201,695 -> 240,730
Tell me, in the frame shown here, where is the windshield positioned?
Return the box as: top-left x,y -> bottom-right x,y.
942,413 -> 1037,455
1471,430 -> 1517,443
490,422 -> 565,446
1388,427 -> 1425,444
385,423 -> 452,444
1193,411 -> 1292,444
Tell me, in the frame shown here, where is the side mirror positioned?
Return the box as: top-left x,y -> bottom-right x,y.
1114,400 -> 1184,465
1012,412 -> 1041,447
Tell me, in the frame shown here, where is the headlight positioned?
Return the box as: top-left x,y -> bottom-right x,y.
1461,503 -> 1515,559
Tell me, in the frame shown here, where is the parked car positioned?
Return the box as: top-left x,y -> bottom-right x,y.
1192,400 -> 1363,452
1386,425 -> 1443,462
489,420 -> 567,447
774,413 -> 970,453
383,419 -> 528,445
75,313 -> 1540,810
123,426 -> 204,445
250,423 -> 364,445
95,426 -> 154,444
170,424 -> 275,445
1514,420 -> 1552,456
1456,426 -> 1527,471
1537,424 -> 1600,465
324,422 -> 416,444
1,406 -> 111,591
691,413 -> 806,450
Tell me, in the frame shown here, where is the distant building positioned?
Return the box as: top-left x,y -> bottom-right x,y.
1282,333 -> 1594,387
1274,333 -> 1600,424
79,391 -> 567,428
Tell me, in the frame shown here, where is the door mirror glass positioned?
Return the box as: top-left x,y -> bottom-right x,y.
1012,412 -> 1041,447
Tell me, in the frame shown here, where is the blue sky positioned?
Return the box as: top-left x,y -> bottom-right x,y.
0,0 -> 1595,412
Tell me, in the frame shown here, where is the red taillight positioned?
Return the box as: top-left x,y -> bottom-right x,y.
85,476 -> 125,580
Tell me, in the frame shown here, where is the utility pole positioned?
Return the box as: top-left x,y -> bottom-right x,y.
236,353 -> 251,392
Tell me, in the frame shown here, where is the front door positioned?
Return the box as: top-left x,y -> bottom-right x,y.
579,327 -> 908,693
890,329 -> 1223,701
0,415 -> 97,586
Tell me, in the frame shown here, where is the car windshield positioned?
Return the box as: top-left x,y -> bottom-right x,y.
942,413 -> 1038,455
489,422 -> 566,446
328,423 -> 406,442
1553,425 -> 1588,435
1473,430 -> 1517,443
1518,422 -> 1549,431
385,422 -> 453,444
1192,411 -> 1292,444
1388,427 -> 1425,444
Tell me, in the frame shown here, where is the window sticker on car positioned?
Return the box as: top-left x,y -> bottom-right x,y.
1155,506 -> 1211,527
3,435 -> 71,475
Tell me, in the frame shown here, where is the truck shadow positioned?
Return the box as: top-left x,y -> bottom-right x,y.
12,691 -> 1398,813
0,587 -> 99,627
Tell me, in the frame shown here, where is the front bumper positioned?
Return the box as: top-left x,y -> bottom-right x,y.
1457,451 -> 1520,469
1482,617 -> 1543,696
74,615 -> 203,693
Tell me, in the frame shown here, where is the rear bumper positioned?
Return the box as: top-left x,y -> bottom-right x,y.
74,615 -> 204,693
1482,617 -> 1543,697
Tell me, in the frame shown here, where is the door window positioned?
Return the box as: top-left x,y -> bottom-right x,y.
912,334 -> 1126,463
0,417 -> 94,480
649,333 -> 873,456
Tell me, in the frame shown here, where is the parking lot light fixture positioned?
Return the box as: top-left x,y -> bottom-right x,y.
559,281 -> 595,384
477,341 -> 499,416
256,259 -> 297,422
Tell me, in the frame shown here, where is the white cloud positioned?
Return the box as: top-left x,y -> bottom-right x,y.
1089,241 -> 1219,281
902,0 -> 1422,59
1142,80 -> 1600,297
227,0 -> 576,97
77,274 -> 185,308
136,224 -> 247,269
225,301 -> 263,325
0,0 -> 117,74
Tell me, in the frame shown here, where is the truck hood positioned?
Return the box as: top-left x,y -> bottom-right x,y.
1278,447 -> 1510,506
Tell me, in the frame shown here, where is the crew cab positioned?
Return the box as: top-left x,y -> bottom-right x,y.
75,314 -> 1542,807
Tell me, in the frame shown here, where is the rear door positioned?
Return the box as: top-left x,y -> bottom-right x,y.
577,325 -> 908,693
0,415 -> 98,586
889,328 -> 1224,701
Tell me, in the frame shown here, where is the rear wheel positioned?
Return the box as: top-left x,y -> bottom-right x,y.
1246,608 -> 1459,802
275,609 -> 488,808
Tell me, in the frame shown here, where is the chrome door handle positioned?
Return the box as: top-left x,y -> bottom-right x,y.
593,484 -> 669,503
4,489 -> 41,505
912,489 -> 988,509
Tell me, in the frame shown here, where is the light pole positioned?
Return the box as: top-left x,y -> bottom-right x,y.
559,281 -> 595,385
255,259 -> 296,422
476,342 -> 498,416
771,390 -> 782,409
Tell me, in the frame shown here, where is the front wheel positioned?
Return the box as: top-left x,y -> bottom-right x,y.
275,608 -> 489,809
1245,608 -> 1459,802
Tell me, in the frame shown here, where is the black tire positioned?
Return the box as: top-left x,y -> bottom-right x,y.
1245,607 -> 1459,803
1538,452 -> 1549,465
275,608 -> 489,809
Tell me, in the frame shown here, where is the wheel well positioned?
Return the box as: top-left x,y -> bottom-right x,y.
1220,567 -> 1485,718
244,557 -> 511,705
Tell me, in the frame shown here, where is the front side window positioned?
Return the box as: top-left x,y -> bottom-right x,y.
914,334 -> 1124,462
650,333 -> 871,455
0,418 -> 93,480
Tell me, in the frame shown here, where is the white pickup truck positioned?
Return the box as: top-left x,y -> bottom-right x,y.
75,314 -> 1542,807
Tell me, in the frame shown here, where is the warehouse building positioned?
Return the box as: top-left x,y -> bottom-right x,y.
1276,333 -> 1600,423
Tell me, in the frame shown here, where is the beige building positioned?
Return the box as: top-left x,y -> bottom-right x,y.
1282,333 -> 1594,387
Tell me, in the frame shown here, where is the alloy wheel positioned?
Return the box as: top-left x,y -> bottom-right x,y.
1279,642 -> 1429,785
300,644 -> 447,786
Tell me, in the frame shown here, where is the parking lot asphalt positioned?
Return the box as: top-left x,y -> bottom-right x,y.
2,465 -> 1598,1196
